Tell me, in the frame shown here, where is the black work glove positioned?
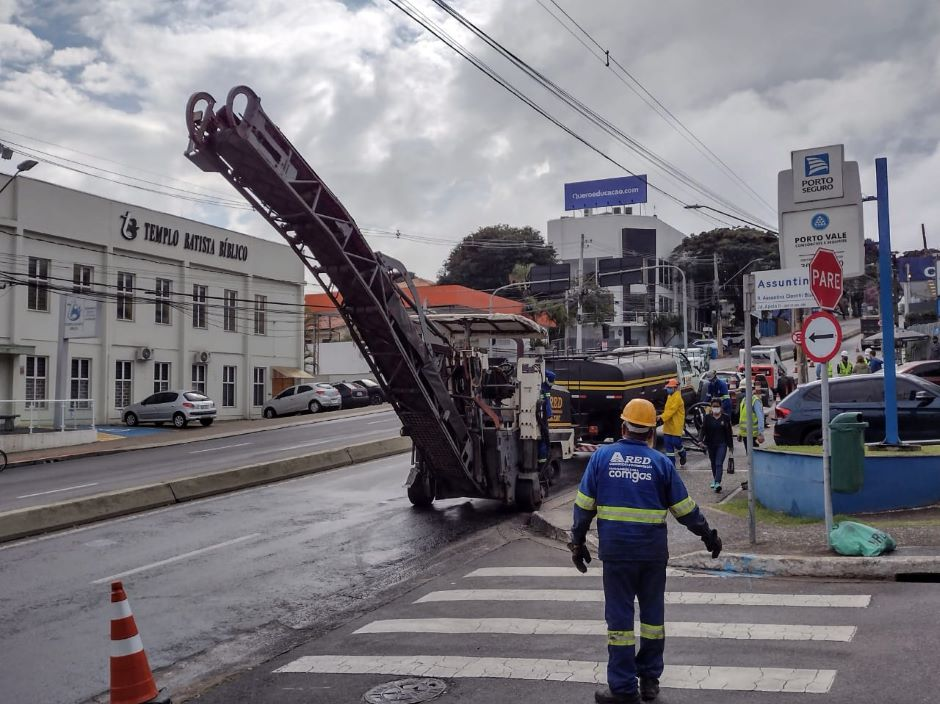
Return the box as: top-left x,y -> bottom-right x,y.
702,529 -> 722,559
566,541 -> 592,573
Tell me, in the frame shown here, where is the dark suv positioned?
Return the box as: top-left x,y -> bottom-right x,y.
330,381 -> 371,409
774,373 -> 940,445
353,378 -> 385,405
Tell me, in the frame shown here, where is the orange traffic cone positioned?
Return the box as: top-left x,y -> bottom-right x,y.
109,581 -> 171,704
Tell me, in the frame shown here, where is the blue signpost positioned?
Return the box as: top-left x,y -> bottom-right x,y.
875,157 -> 900,445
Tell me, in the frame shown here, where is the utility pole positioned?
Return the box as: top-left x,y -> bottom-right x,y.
576,233 -> 590,352
713,253 -> 723,355
923,223 -> 928,252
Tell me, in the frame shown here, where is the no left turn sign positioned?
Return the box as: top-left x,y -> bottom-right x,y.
801,311 -> 843,363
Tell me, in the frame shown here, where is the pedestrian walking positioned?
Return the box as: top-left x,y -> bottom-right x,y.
865,348 -> 883,373
658,378 -> 686,467
700,399 -> 734,492
930,336 -> 940,360
738,380 -> 765,453
836,351 -> 854,376
569,398 -> 723,703
852,354 -> 870,374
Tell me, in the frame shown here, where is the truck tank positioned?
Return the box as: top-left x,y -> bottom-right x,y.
548,355 -> 677,442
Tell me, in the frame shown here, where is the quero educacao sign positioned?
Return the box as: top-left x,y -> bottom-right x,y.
118,210 -> 249,262
564,175 -> 648,211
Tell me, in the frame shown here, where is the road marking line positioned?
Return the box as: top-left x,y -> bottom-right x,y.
415,589 -> 871,608
17,482 -> 99,499
278,439 -> 333,451
464,567 -> 716,578
90,533 -> 261,584
354,618 -> 856,641
273,655 -> 836,693
367,420 -> 389,425
189,442 -> 251,454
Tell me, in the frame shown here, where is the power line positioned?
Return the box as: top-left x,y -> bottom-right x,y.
415,0 -> 773,229
537,0 -> 775,217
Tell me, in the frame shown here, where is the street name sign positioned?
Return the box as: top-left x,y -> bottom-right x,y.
809,248 -> 843,310
753,268 -> 816,310
801,311 -> 843,363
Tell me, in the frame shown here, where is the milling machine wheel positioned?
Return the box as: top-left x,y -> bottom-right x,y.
407,471 -> 435,508
515,476 -> 544,512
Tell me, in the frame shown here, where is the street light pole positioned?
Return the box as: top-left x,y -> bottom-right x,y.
0,159 -> 39,197
488,278 -> 570,313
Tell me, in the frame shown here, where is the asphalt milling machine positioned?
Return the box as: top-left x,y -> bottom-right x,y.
184,85 -> 573,511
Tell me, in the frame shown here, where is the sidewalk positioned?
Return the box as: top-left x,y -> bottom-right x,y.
3,405 -> 393,468
533,442 -> 940,580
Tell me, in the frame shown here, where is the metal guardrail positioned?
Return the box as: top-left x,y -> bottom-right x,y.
0,399 -> 96,433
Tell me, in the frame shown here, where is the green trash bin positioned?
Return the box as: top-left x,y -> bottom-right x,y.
829,412 -> 868,493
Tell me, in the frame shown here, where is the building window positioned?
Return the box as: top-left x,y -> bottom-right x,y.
25,355 -> 47,409
117,272 -> 135,321
191,364 -> 206,394
223,289 -> 237,332
115,360 -> 132,409
252,367 -> 265,406
254,294 -> 266,335
155,278 -> 172,325
192,284 -> 207,329
73,264 -> 93,294
27,257 -> 50,311
222,365 -> 236,407
153,362 -> 171,393
70,358 -> 91,410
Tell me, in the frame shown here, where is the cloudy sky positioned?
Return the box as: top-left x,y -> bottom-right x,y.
2,0 -> 938,283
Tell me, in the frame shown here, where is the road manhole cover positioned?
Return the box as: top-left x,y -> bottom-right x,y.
363,677 -> 447,703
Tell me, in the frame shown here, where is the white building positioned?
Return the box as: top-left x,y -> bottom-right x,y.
0,177 -> 306,424
547,208 -> 697,348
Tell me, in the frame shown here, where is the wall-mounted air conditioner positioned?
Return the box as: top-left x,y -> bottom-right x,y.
136,347 -> 154,361
193,350 -> 211,364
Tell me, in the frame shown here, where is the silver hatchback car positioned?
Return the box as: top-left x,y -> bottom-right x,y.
123,390 -> 217,428
262,382 -> 341,418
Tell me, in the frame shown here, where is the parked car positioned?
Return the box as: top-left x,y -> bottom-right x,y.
682,347 -> 710,375
354,378 -> 385,405
331,381 -> 371,409
722,331 -> 745,350
773,373 -> 940,445
123,390 -> 216,428
693,338 -> 719,359
897,360 -> 940,387
262,383 -> 341,418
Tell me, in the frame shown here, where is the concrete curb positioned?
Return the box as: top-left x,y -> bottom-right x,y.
669,550 -> 940,580
0,436 -> 412,543
6,405 -> 394,469
530,498 -> 940,581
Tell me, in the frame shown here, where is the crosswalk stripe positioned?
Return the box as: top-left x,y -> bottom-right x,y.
274,655 -> 837,693
464,567 -> 716,578
353,618 -> 856,642
415,589 -> 871,608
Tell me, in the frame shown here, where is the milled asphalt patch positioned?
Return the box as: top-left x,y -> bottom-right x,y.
0,436 -> 412,543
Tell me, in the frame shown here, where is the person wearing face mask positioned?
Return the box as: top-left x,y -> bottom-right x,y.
699,399 -> 734,492
658,379 -> 686,468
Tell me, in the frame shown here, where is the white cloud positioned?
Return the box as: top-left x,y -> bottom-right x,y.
49,46 -> 97,68
0,22 -> 50,62
0,0 -> 938,283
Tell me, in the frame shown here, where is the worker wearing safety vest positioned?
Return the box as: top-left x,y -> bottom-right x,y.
836,350 -> 854,376
738,380 -> 765,452
659,379 -> 686,468
569,398 -> 722,704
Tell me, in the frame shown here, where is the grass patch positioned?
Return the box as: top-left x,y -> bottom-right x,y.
714,496 -> 820,525
766,444 -> 940,457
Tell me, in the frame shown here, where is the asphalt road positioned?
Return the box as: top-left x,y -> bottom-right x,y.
0,410 -> 402,512
0,453 -> 585,704
195,537 -> 940,704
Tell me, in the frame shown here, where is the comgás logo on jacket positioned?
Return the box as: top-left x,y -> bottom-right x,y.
607,451 -> 653,482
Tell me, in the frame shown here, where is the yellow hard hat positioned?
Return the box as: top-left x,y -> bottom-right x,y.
621,398 -> 657,428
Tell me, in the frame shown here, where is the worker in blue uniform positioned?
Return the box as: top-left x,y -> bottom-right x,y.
704,370 -> 732,416
568,398 -> 722,703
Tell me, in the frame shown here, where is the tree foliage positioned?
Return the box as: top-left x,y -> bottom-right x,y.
437,224 -> 557,293
648,313 -> 683,346
669,227 -> 779,322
